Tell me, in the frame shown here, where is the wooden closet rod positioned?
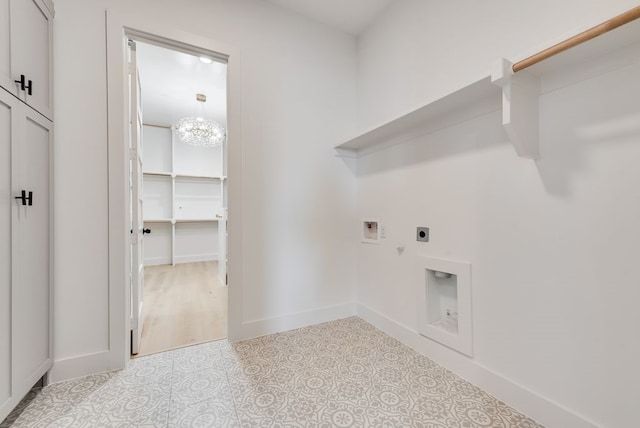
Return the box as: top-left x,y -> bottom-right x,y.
513,6 -> 640,72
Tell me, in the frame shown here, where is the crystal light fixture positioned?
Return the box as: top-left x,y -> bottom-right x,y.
175,94 -> 225,147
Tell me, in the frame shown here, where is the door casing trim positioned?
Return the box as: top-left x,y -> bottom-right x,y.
105,10 -> 243,370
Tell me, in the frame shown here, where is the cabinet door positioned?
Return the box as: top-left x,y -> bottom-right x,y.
0,89 -> 15,423
11,103 -> 52,397
9,0 -> 53,119
0,0 -> 11,95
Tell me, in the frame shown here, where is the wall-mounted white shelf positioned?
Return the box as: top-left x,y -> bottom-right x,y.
336,15 -> 640,160
335,76 -> 501,158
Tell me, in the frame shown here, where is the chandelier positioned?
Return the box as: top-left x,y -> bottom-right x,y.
175,94 -> 226,147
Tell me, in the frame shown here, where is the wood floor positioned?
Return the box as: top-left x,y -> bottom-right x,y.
135,261 -> 227,357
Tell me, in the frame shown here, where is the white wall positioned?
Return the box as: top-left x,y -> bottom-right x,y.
355,1 -> 640,428
52,0 -> 357,379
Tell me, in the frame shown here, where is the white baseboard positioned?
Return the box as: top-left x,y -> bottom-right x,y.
50,302 -> 590,428
49,350 -> 124,384
238,302 -> 357,341
357,304 -> 598,428
144,256 -> 171,266
144,254 -> 218,266
174,253 -> 218,264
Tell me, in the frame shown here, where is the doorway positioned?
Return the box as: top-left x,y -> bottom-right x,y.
127,39 -> 228,357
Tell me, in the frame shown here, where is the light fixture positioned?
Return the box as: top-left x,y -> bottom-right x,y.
175,94 -> 225,147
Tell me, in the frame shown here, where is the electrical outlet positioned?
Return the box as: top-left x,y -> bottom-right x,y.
416,227 -> 429,242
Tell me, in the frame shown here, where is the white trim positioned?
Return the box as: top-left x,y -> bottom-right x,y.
239,303 -> 357,341
144,254 -> 219,266
173,253 -> 218,264
356,303 -> 599,428
104,11 -> 243,375
143,256 -> 172,266
49,351 -> 122,383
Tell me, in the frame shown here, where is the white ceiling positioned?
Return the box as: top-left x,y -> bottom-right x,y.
266,0 -> 393,35
135,42 -> 227,128
135,1 -> 392,126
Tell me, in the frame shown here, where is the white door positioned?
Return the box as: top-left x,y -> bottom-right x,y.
218,139 -> 227,285
128,40 -> 145,355
0,87 -> 15,419
7,0 -> 53,119
0,89 -> 52,421
13,102 -> 52,390
218,208 -> 227,285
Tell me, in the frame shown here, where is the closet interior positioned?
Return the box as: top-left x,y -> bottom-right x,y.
133,40 -> 228,356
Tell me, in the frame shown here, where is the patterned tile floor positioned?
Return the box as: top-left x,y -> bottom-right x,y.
2,317 -> 544,427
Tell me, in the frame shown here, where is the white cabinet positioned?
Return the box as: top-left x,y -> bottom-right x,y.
142,125 -> 226,269
0,0 -> 53,421
0,88 -> 52,422
0,0 -> 54,120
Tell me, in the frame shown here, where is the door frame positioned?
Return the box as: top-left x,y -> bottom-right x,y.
106,12 -> 243,367
127,39 -> 144,355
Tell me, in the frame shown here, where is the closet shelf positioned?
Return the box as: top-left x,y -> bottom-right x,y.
144,218 -> 219,223
143,171 -> 172,177
143,171 -> 224,180
335,12 -> 640,160
174,173 -> 224,180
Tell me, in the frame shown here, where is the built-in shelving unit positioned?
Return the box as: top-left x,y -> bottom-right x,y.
335,14 -> 640,159
142,124 -> 226,267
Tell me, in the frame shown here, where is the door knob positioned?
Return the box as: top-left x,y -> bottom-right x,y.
142,228 -> 151,234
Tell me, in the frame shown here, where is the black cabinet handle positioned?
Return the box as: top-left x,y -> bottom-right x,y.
14,75 -> 33,95
14,190 -> 33,206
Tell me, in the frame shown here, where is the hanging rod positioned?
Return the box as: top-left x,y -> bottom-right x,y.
513,6 -> 640,72
142,123 -> 172,129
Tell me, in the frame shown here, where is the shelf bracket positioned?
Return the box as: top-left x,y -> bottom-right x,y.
491,58 -> 540,160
